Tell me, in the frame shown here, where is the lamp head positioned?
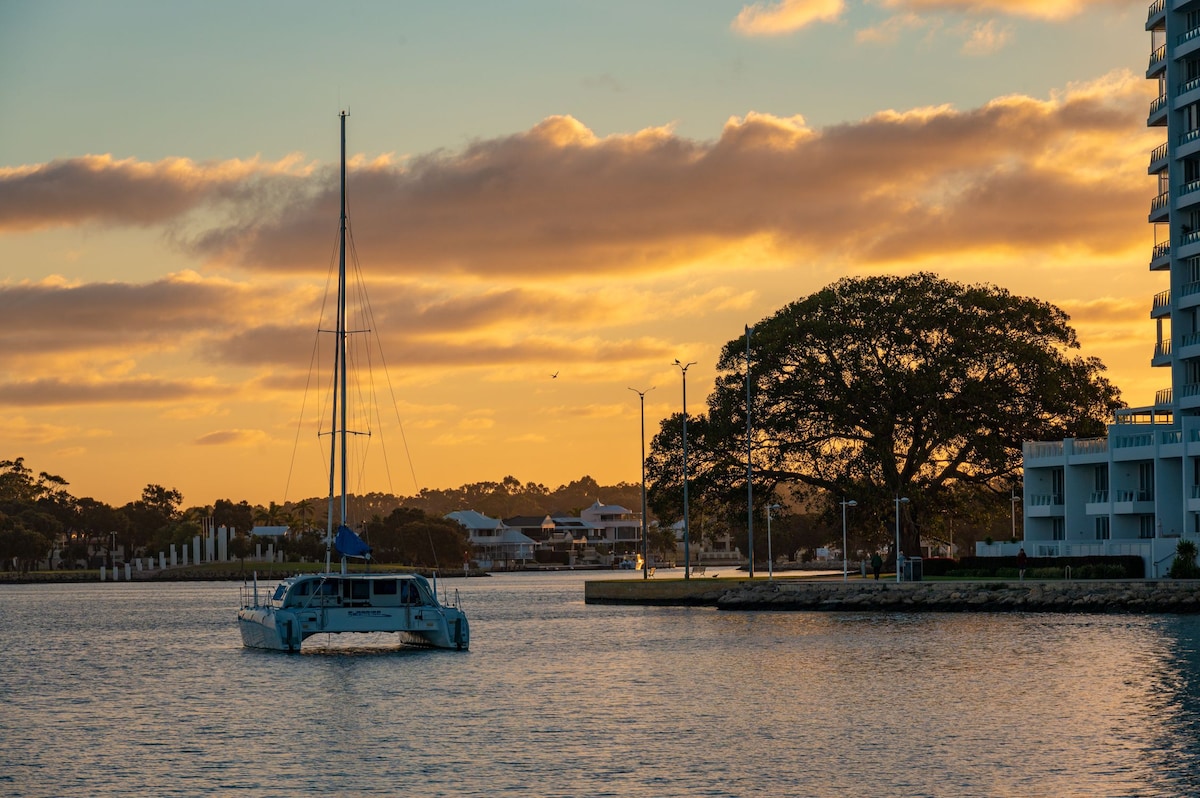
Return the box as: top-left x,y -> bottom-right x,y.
847,500 -> 857,507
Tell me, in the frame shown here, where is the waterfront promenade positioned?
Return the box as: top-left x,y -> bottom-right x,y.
584,576 -> 1200,613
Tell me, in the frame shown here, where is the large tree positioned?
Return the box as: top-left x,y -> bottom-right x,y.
649,273 -> 1124,559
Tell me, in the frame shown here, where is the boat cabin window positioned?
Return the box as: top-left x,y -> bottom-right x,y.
316,579 -> 340,596
292,581 -> 311,596
272,585 -> 287,602
374,580 -> 398,595
343,580 -> 370,602
400,581 -> 421,604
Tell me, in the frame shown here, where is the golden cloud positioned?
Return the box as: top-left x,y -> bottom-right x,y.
878,0 -> 1126,22
732,0 -> 846,35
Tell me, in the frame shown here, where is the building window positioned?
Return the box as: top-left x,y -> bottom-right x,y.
1052,468 -> 1065,505
1052,518 -> 1065,541
1140,516 -> 1157,539
1094,464 -> 1108,501
1095,517 -> 1110,540
1139,462 -> 1155,501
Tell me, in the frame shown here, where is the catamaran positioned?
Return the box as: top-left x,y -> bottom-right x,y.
237,113 -> 469,652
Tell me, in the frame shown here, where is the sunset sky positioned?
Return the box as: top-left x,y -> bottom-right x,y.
0,0 -> 1163,509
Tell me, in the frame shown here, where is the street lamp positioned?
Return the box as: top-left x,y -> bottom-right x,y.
766,503 -> 781,580
745,325 -> 754,580
629,386 -> 655,580
840,497 -> 857,582
1011,487 -> 1022,542
895,496 -> 909,583
674,359 -> 696,580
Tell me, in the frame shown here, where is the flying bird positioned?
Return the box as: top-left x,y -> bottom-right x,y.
551,372 -> 559,379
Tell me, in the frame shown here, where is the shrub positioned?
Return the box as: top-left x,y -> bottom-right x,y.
1169,539 -> 1200,579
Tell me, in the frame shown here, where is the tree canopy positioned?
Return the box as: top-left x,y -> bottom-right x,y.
647,273 -> 1124,558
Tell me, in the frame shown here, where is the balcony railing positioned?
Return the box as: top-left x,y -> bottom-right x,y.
1024,441 -> 1064,458
1115,489 -> 1154,502
1151,94 -> 1168,117
1181,331 -> 1200,348
1182,280 -> 1200,296
1181,27 -> 1200,46
1151,43 -> 1167,69
1183,179 -> 1200,198
1113,433 -> 1154,448
1152,190 -> 1171,212
1152,240 -> 1171,262
1151,142 -> 1169,164
1157,387 -> 1174,405
1182,383 -> 1200,398
1154,288 -> 1171,310
1030,494 -> 1064,507
1148,0 -> 1165,18
1184,230 -> 1200,247
1184,77 -> 1200,96
1074,438 -> 1109,455
1090,490 -> 1110,503
1192,484 -> 1200,499
1163,429 -> 1183,444
1185,129 -> 1200,147
1155,338 -> 1173,357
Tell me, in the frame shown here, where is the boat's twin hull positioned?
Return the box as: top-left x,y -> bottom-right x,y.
238,604 -> 469,652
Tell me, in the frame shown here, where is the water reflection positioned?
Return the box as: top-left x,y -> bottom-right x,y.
3,576 -> 1200,797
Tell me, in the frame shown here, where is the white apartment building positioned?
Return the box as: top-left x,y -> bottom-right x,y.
1016,0 -> 1200,577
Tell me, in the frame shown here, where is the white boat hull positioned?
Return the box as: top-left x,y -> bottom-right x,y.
238,574 -> 469,652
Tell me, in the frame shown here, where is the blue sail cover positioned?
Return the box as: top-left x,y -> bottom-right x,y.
334,524 -> 372,558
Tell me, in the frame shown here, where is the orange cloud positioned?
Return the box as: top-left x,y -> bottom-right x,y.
732,0 -> 846,35
878,0 -> 1127,22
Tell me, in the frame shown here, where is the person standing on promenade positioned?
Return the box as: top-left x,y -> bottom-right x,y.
871,552 -> 882,580
1017,547 -> 1028,581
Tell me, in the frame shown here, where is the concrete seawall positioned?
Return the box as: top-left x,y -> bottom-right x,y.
584,578 -> 1200,613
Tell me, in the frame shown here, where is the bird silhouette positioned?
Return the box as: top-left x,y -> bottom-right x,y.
551,372 -> 559,379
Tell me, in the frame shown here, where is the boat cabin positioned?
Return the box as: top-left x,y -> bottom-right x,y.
271,574 -> 435,610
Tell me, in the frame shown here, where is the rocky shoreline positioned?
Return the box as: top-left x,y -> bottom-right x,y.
584,578 -> 1200,613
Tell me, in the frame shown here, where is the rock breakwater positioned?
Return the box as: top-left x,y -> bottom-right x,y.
584,579 -> 1200,613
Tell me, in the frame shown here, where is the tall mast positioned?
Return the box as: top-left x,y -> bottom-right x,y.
325,111 -> 349,572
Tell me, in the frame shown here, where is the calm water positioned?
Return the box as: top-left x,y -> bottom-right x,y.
2,572 -> 1200,797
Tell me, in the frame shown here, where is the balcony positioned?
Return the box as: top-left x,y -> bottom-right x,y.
1153,337 -> 1172,365
1073,438 -> 1108,455
1156,387 -> 1174,406
1112,432 -> 1155,448
1151,239 -> 1171,270
1150,190 -> 1170,222
1149,43 -> 1167,76
1024,440 -> 1064,458
1149,94 -> 1168,125
1180,331 -> 1200,355
1152,288 -> 1171,316
1180,178 -> 1200,211
1147,0 -> 1165,28
1150,141 -> 1169,173
1181,383 -> 1200,411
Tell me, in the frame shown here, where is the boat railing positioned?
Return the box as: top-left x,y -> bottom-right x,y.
240,582 -> 271,609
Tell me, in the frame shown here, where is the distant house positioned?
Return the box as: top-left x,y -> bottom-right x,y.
580,500 -> 641,551
446,509 -> 536,570
502,515 -> 558,543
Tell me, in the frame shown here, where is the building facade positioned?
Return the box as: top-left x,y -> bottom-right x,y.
1016,1 -> 1200,576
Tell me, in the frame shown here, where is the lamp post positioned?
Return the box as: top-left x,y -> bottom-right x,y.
629,386 -> 654,580
1011,487 -> 1021,541
674,359 -> 696,580
895,496 -> 909,583
745,325 -> 754,579
766,503 -> 781,580
840,497 -> 857,582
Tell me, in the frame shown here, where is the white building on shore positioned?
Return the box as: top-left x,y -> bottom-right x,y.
1016,1 -> 1200,577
